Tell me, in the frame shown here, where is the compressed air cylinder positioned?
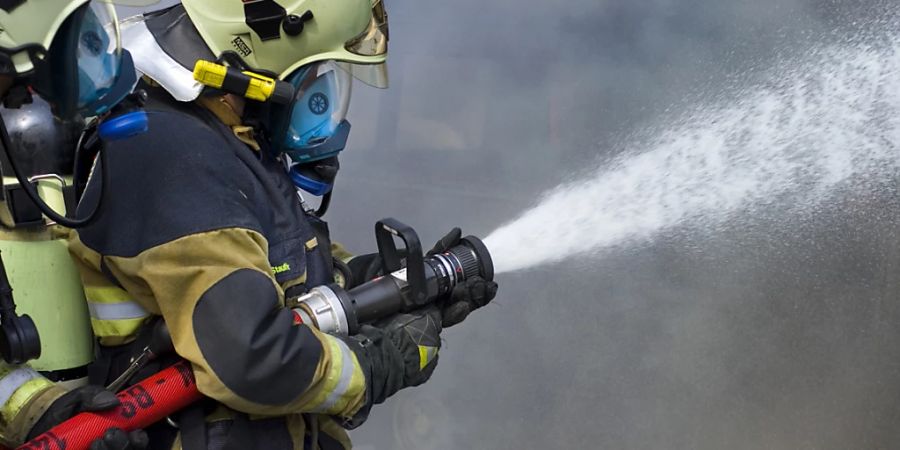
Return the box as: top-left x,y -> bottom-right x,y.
0,178 -> 93,384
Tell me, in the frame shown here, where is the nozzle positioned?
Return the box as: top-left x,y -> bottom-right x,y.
446,236 -> 494,282
293,223 -> 496,336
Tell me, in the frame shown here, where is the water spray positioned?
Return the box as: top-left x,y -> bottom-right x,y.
485,32 -> 900,274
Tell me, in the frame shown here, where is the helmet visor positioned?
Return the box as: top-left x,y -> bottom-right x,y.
31,1 -> 138,118
344,0 -> 388,57
278,61 -> 352,162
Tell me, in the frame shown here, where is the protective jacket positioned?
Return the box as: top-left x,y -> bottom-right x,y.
67,88 -> 367,450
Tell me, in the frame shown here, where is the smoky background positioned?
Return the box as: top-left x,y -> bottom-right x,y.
120,0 -> 900,448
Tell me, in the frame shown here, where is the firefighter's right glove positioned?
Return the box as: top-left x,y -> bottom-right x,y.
28,386 -> 149,449
341,307 -> 443,428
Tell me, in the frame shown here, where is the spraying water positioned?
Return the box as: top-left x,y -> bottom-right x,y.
485,29 -> 900,274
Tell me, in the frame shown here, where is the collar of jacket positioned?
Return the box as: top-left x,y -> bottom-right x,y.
196,96 -> 261,152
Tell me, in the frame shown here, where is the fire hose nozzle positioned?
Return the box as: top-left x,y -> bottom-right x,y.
293,219 -> 494,336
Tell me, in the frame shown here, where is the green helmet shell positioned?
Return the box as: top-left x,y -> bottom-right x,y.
181,0 -> 387,80
0,0 -> 87,75
0,0 -> 159,76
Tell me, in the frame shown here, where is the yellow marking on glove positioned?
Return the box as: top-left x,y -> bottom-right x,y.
418,345 -> 438,370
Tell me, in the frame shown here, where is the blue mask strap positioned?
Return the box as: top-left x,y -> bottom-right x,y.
98,110 -> 149,141
289,168 -> 333,196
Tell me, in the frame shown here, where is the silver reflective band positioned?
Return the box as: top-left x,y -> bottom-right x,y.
87,300 -> 149,320
0,367 -> 42,408
313,338 -> 356,412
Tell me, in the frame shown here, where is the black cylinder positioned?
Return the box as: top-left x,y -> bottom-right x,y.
347,276 -> 406,325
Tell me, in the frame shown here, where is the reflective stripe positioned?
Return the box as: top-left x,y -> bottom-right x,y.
91,317 -> 147,346
84,285 -> 131,303
2,377 -> 53,423
418,345 -> 438,370
313,338 -> 357,413
85,286 -> 150,343
0,367 -> 41,410
0,367 -> 45,418
87,300 -> 149,321
309,335 -> 356,413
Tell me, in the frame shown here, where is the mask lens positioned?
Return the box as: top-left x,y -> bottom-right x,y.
76,3 -> 121,111
279,61 -> 352,161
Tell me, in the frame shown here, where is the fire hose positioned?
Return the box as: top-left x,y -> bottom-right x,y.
17,362 -> 201,450
15,220 -> 493,450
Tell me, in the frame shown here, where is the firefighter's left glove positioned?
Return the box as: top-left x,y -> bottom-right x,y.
28,386 -> 149,449
428,228 -> 499,328
341,307 -> 442,428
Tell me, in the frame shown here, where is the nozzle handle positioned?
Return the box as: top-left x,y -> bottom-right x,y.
375,219 -> 428,306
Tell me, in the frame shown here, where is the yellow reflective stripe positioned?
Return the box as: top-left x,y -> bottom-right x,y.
0,367 -> 40,407
84,285 -> 131,304
84,285 -> 149,344
304,336 -> 343,411
305,334 -> 366,414
91,317 -> 148,346
341,345 -> 366,412
418,345 -> 438,370
0,370 -> 52,423
315,338 -> 359,413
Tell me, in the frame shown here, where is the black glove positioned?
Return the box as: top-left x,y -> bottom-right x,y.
28,386 -> 148,449
346,252 -> 383,287
342,307 -> 443,428
428,228 -> 499,328
89,428 -> 149,450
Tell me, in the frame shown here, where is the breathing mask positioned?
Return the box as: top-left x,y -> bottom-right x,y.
271,60 -> 352,195
14,2 -> 135,119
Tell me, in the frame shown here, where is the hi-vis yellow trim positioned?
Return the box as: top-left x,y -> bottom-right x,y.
84,285 -> 149,345
418,345 -> 438,370
305,335 -> 364,415
91,318 -> 148,346
0,365 -> 51,424
304,336 -> 345,411
1,377 -> 52,424
84,285 -> 131,304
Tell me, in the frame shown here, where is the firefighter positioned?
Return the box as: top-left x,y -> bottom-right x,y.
66,0 -> 497,449
0,1 -> 152,448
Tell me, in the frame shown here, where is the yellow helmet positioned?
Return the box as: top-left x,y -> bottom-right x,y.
181,0 -> 388,86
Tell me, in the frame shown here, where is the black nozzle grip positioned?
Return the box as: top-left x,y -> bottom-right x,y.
375,219 -> 428,306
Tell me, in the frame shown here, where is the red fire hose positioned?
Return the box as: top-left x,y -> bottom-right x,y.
16,361 -> 203,450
